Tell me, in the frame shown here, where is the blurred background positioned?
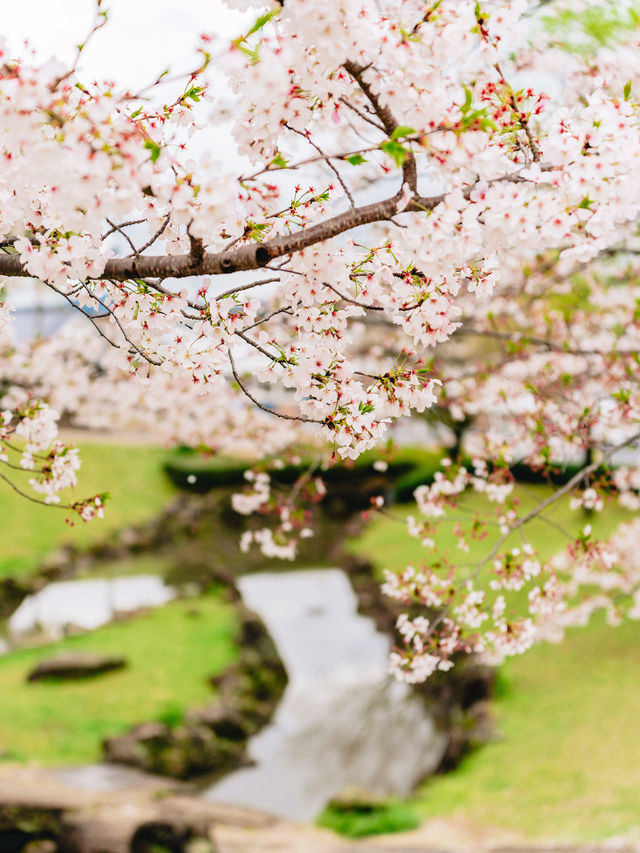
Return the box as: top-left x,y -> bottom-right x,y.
0,3 -> 639,852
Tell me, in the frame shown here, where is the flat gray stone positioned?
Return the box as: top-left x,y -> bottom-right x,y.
27,653 -> 127,682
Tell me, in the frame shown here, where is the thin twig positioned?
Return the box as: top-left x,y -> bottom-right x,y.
338,95 -> 386,132
228,349 -> 324,424
240,305 -> 294,332
216,276 -> 281,301
106,218 -> 139,256
101,218 -> 146,240
46,282 -> 119,350
127,214 -> 171,257
0,470 -> 72,509
286,124 -> 356,208
471,429 -> 640,579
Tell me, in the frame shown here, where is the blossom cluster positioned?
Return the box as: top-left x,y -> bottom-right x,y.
0,0 -> 639,674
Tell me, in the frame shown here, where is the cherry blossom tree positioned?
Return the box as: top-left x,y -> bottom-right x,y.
2,0 -> 640,679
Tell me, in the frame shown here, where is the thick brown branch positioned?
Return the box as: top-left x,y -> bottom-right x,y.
343,61 -> 399,137
343,60 -> 418,192
0,168 -> 546,283
0,194 -> 402,280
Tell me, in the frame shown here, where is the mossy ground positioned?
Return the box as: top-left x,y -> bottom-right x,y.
0,588 -> 238,764
317,799 -> 420,838
411,616 -> 640,841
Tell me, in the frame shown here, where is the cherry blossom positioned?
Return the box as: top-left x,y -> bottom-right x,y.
0,0 -> 639,676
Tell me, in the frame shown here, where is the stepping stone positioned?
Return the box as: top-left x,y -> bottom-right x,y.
26,653 -> 127,682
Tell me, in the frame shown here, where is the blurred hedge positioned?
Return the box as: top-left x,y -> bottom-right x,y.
164,446 -> 611,504
163,446 -> 443,502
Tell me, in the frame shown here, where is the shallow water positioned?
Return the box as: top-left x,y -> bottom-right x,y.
202,569 -> 447,821
8,575 -> 175,639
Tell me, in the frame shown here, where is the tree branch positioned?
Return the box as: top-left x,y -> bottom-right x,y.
0,168 -> 547,283
0,470 -> 72,510
471,429 -> 640,580
228,350 -> 325,424
343,60 -> 418,192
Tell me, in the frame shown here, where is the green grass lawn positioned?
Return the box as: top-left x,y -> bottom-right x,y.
73,553 -> 177,580
0,589 -> 238,765
318,799 -> 420,838
352,483 -> 637,579
0,441 -> 177,578
413,616 -> 640,842
350,486 -> 640,842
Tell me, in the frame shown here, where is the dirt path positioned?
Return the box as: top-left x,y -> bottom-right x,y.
214,818 -> 639,853
1,765 -> 638,853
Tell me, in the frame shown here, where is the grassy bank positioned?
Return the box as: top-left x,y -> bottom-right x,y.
0,442 -> 176,578
413,616 -> 640,841
0,588 -> 238,765
351,483 -> 636,578
349,487 -> 640,842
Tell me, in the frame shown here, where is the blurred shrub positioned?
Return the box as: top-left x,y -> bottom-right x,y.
317,792 -> 420,838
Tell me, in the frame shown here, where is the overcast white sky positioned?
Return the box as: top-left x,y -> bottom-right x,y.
3,1 -> 254,317
2,0 -> 246,89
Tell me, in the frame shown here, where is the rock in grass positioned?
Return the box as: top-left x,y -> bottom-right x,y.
326,786 -> 389,813
26,653 -> 127,682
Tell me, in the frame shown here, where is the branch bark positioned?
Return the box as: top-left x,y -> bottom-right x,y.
343,60 -> 418,191
0,168 -> 547,283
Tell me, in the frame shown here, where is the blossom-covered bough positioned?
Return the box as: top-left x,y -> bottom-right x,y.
2,0 -> 640,678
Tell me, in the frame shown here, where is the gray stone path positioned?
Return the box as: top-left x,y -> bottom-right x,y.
2,766 -> 637,853
214,820 -> 640,853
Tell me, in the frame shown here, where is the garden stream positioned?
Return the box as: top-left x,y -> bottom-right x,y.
8,576 -> 175,638
4,568 -> 447,821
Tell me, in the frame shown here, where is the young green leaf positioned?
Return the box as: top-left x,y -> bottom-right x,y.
461,86 -> 474,114
390,125 -> 416,141
144,139 -> 161,163
247,8 -> 280,37
380,140 -> 408,167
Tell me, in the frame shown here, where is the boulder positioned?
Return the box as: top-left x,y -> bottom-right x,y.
27,653 -> 127,682
103,723 -> 249,781
103,723 -> 171,768
189,703 -> 251,742
0,577 -> 36,621
21,842 -> 56,853
0,765 -> 226,853
326,786 -> 389,814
